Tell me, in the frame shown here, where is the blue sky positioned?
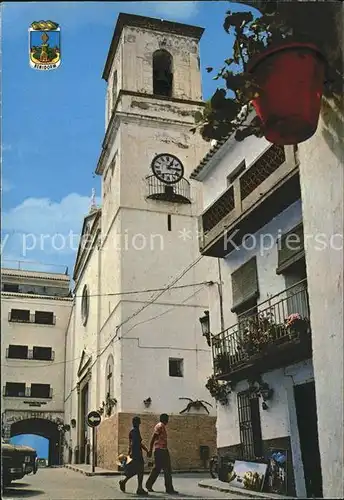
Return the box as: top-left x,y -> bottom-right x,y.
10,434 -> 49,459
1,1 -> 257,274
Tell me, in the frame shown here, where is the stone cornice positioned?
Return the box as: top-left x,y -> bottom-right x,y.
1,291 -> 73,302
96,90 -> 204,175
1,271 -> 69,282
102,13 -> 204,81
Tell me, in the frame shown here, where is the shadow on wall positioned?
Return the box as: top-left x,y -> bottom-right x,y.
320,95 -> 344,164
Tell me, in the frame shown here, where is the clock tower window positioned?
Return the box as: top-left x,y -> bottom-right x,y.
112,70 -> 118,108
153,49 -> 173,98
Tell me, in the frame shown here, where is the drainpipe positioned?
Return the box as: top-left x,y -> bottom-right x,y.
217,259 -> 225,331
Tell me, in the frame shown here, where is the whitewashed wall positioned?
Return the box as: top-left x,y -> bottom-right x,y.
297,96 -> 344,498
2,294 -> 72,414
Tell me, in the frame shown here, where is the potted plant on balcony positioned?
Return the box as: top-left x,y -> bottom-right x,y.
285,313 -> 309,339
193,8 -> 326,145
238,311 -> 286,356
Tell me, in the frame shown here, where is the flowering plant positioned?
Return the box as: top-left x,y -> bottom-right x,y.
285,313 -> 302,327
285,313 -> 309,338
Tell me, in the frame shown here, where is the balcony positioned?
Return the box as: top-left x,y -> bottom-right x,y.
145,175 -> 191,204
199,145 -> 300,257
212,280 -> 312,382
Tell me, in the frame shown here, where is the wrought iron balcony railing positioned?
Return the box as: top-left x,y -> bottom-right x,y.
145,175 -> 191,204
212,280 -> 311,379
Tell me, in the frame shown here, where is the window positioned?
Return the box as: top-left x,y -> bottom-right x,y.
237,391 -> 263,460
106,355 -> 114,398
3,283 -> 20,293
7,345 -> 28,359
237,297 -> 258,320
112,70 -> 118,108
5,382 -> 26,397
9,309 -> 30,322
277,223 -> 304,274
32,346 -> 53,361
153,50 -> 173,97
81,285 -> 89,326
34,311 -> 55,325
167,214 -> 172,231
227,160 -> 246,186
231,257 -> 259,313
169,358 -> 183,377
30,383 -> 52,398
283,258 -> 309,318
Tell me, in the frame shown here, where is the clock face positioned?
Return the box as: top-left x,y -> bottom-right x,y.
151,154 -> 184,184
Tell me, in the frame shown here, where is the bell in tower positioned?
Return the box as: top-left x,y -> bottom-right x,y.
153,49 -> 173,97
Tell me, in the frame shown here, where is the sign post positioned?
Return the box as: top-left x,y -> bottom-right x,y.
86,411 -> 101,474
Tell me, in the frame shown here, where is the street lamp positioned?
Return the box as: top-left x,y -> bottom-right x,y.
199,310 -> 211,346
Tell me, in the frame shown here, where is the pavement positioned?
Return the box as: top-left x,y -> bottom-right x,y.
2,467 -> 244,499
64,463 -> 207,477
198,479 -> 290,499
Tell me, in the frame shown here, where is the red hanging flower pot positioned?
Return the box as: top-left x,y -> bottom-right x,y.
248,42 -> 325,145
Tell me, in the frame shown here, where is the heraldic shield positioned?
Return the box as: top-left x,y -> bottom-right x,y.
29,20 -> 61,70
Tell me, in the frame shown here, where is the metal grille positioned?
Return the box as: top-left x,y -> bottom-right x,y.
237,391 -> 262,461
212,280 -> 310,377
202,186 -> 235,233
240,145 -> 286,200
146,175 -> 191,204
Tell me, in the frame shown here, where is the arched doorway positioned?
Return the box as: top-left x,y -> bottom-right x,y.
11,418 -> 61,466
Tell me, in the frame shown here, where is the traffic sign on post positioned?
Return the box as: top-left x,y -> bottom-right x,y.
87,411 -> 101,428
87,411 -> 101,474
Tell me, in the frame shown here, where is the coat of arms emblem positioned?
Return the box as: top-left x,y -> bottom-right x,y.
29,20 -> 61,70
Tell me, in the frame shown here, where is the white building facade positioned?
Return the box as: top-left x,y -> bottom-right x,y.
193,0 -> 343,497
64,14 -> 217,471
1,266 -> 73,465
192,91 -> 343,497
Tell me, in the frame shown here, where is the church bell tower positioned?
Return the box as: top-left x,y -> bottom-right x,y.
94,13 -> 215,472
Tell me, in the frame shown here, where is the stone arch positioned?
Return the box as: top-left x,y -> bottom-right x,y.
10,417 -> 63,466
153,49 -> 173,97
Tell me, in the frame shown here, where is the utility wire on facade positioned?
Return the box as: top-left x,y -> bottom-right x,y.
0,281 -> 209,299
3,281 -> 208,371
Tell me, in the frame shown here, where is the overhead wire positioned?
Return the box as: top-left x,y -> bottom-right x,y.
63,283 -> 208,402
3,258 -> 208,370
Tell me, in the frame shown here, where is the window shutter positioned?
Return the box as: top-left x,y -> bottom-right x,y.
231,257 -> 259,312
277,224 -> 304,273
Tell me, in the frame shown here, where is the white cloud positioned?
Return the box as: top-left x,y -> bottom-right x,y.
2,193 -> 100,262
151,1 -> 199,21
1,144 -> 12,152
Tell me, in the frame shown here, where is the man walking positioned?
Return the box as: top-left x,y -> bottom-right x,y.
119,416 -> 148,496
145,414 -> 178,494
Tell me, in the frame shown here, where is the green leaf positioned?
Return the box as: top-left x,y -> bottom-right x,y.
224,58 -> 234,66
194,111 -> 203,124
210,89 -> 227,110
224,72 -> 246,91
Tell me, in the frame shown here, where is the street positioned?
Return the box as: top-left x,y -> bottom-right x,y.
3,468 -> 240,499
